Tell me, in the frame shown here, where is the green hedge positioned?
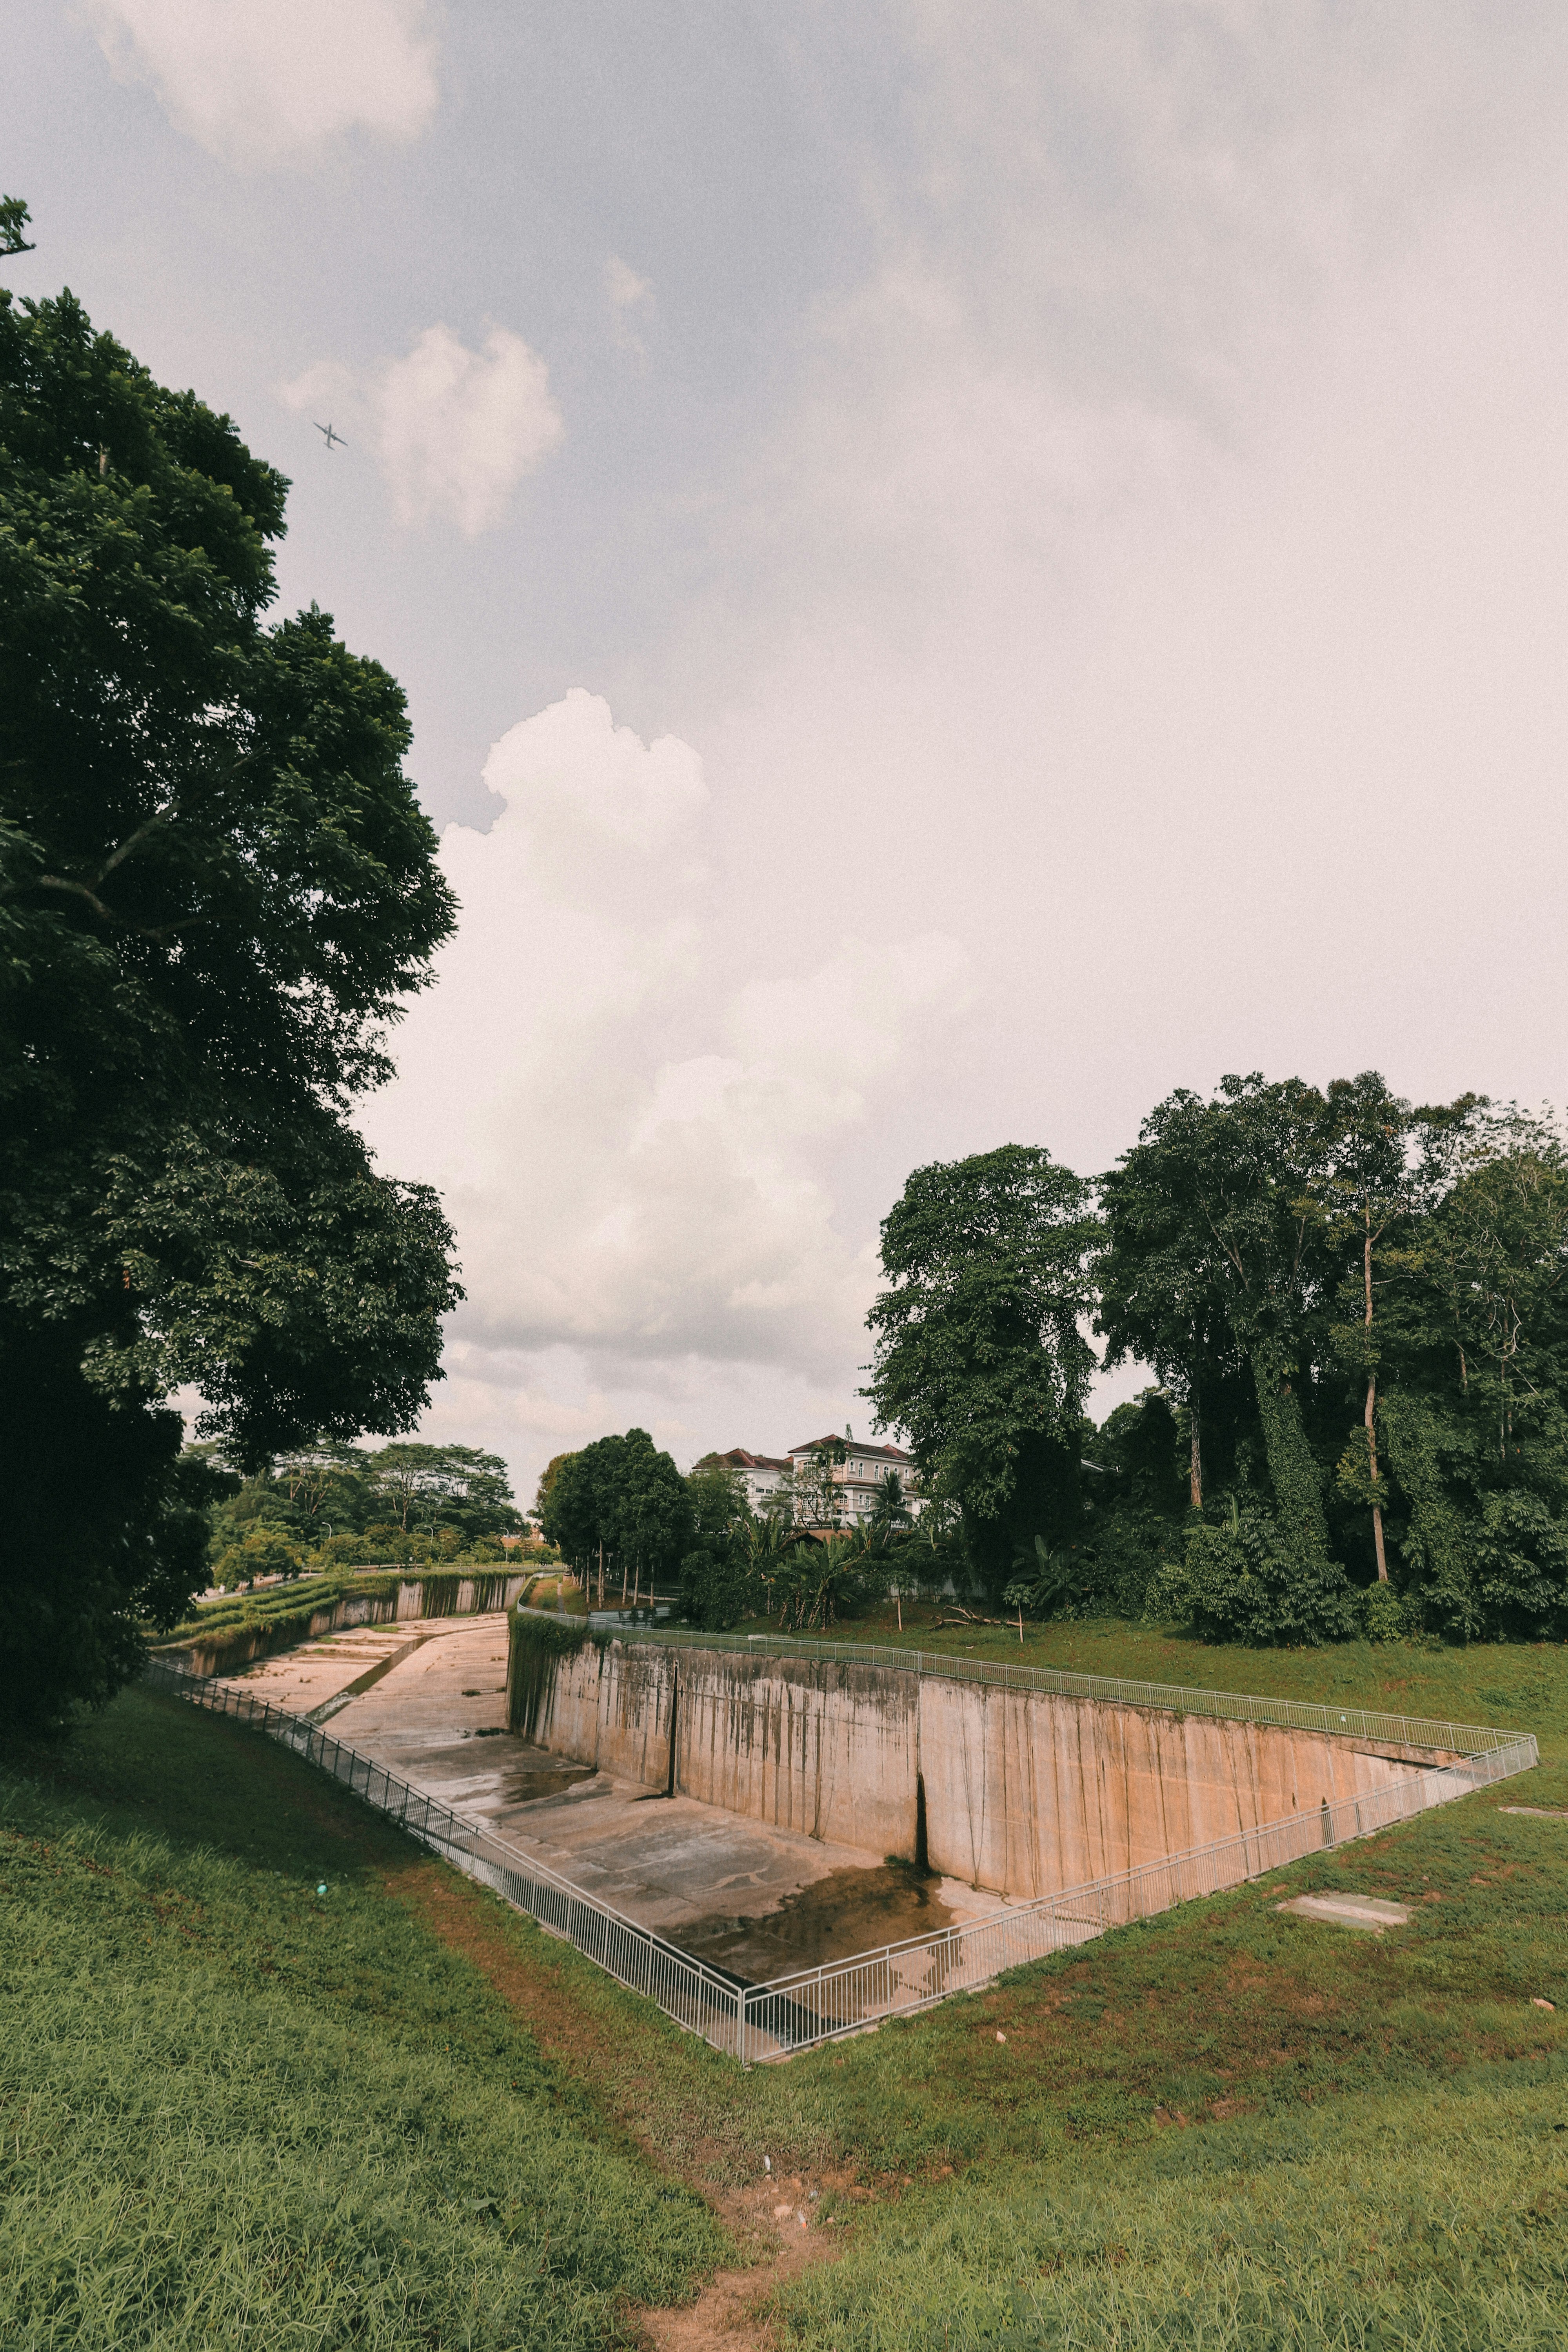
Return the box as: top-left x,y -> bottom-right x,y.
152,1567 -> 520,1654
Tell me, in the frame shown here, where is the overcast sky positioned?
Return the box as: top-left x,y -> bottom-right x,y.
10,3 -> 1568,1498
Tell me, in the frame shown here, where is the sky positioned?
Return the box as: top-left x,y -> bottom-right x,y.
8,2 -> 1568,1501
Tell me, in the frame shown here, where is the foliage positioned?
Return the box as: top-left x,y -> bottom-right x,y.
0,283 -> 458,1726
767,1532 -> 878,1632
1092,1075 -> 1568,1644
358,1441 -> 521,1540
540,1429 -> 692,1604
0,197 -> 32,258
678,1459 -> 753,1629
211,1523 -> 302,1592
198,1437 -> 522,1568
1182,1501 -> 1361,1646
868,1468 -> 914,1539
867,1144 -> 1101,1592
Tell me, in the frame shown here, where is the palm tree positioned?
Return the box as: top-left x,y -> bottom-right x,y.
869,1470 -> 913,1541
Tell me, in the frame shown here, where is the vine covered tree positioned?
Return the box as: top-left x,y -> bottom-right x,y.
1,275 -> 460,1725
1094,1073 -> 1568,1642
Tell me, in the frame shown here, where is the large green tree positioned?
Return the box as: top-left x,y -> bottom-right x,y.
1,280 -> 460,1725
363,1442 -> 521,1541
540,1430 -> 692,1606
865,1144 -> 1100,1590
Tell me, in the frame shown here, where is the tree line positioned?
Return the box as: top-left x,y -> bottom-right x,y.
866,1077 -> 1568,1644
536,1432 -> 928,1632
190,1438 -> 526,1588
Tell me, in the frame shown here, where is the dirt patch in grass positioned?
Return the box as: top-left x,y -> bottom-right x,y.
633,2205 -> 839,2352
384,1855 -> 633,2102
384,1856 -> 851,2348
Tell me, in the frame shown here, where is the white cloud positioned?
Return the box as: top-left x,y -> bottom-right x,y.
604,255 -> 653,356
605,255 -> 652,311
280,325 -> 563,535
90,0 -> 438,166
361,689 -> 968,1482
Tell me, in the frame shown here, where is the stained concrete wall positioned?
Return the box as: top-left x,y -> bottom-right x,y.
672,1651 -> 920,1855
514,1632 -> 1456,1900
525,1638 -> 677,1790
915,1677 -> 1430,1897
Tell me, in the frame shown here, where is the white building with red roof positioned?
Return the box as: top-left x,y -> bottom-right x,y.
695,1432 -> 923,1527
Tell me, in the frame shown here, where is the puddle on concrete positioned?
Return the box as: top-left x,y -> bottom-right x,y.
675,1862 -> 956,1983
498,1755 -> 597,1804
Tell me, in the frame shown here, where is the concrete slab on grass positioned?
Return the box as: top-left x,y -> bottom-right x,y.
1499,1806 -> 1568,1819
1277,1892 -> 1411,1932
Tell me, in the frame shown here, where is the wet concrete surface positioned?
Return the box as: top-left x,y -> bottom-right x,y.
258,1617 -> 1010,1974
675,1861 -> 959,1982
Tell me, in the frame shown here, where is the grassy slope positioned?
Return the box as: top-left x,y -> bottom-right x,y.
5,1621 -> 1568,2349
0,1690 -> 724,2352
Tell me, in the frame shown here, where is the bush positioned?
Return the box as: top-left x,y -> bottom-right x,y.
211,1525 -> 302,1591
1361,1579 -> 1413,1643
678,1543 -> 750,1631
1182,1504 -> 1361,1646
1472,1490 -> 1568,1639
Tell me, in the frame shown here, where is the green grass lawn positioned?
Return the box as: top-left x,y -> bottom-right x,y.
0,1691 -> 724,2352
5,1622 -> 1567,2349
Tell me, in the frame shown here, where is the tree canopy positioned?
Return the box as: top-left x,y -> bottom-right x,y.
862,1081 -> 1568,1646
865,1143 -> 1100,1586
1,280 -> 460,1724
540,1430 -> 693,1606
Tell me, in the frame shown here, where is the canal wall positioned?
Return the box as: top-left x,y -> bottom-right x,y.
509,1625 -> 1462,1901
163,1572 -> 530,1679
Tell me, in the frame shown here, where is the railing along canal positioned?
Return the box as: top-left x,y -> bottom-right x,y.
144,1654 -> 1538,2065
601,1620 -> 1525,1760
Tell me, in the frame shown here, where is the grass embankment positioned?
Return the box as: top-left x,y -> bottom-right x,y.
5,1622 -> 1567,2348
0,1690 -> 723,2352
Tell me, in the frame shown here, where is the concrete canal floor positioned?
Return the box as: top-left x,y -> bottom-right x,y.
228,1616 -> 1006,1979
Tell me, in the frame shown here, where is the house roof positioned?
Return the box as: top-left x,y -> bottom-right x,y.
788,1435 -> 913,1464
695,1447 -> 791,1473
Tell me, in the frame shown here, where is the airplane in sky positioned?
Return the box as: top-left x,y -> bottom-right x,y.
313,421 -> 346,451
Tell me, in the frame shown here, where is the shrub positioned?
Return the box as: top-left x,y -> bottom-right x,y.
1183,1504 -> 1361,1646
211,1525 -> 302,1590
1472,1490 -> 1568,1639
1361,1579 -> 1410,1643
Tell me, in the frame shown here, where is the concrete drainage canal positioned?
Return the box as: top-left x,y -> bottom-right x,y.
149,1609 -> 1541,2060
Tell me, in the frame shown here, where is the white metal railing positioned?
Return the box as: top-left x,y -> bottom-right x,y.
733,1734 -> 1536,2058
141,1658 -> 750,2055
144,1656 -> 1537,2065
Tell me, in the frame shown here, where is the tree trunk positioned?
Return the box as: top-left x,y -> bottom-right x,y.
1188,1386 -> 1203,1511
1363,1224 -> 1388,1582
